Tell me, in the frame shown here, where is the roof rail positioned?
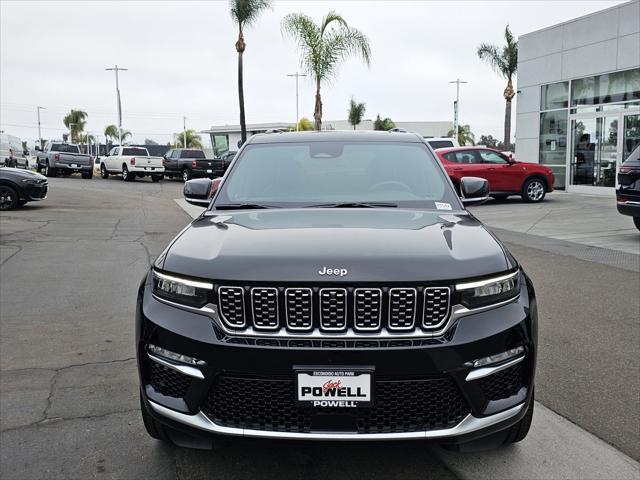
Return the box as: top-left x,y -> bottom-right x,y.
389,128 -> 408,133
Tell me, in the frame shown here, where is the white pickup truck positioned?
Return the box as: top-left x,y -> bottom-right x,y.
100,146 -> 164,182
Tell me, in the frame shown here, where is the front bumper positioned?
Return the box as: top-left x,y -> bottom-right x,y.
136,273 -> 537,443
20,182 -> 48,201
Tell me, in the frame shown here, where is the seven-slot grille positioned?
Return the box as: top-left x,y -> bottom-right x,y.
216,285 -> 451,334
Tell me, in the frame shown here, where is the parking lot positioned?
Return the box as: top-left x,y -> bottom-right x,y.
1,178 -> 639,479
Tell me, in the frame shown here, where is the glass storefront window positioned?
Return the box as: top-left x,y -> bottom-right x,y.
539,110 -> 568,188
571,68 -> 640,107
210,134 -> 229,157
541,82 -> 569,110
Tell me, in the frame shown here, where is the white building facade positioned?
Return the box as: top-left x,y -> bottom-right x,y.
515,0 -> 640,194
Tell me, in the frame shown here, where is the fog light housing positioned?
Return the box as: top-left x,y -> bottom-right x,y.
471,346 -> 525,368
148,344 -> 203,366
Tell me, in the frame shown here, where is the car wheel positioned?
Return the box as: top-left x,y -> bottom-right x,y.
140,392 -> 171,443
36,163 -> 42,173
503,390 -> 534,444
522,178 -> 546,203
0,185 -> 19,210
633,216 -> 640,231
151,174 -> 162,183
122,165 -> 134,182
100,164 -> 109,179
81,171 -> 93,179
182,168 -> 192,182
44,162 -> 56,177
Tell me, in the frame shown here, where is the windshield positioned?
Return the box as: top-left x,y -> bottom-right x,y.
51,144 -> 80,153
214,141 -> 461,209
180,149 -> 205,159
123,148 -> 149,156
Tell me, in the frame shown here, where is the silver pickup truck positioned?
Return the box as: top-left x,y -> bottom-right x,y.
36,142 -> 93,179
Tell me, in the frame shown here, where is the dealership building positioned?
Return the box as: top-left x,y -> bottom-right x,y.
515,0 -> 639,194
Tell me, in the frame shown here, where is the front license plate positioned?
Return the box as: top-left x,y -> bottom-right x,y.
295,368 -> 373,407
206,169 -> 213,173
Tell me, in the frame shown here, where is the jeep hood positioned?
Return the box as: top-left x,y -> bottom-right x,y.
158,209 -> 514,282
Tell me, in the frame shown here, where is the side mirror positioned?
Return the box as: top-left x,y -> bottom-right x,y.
459,177 -> 489,205
507,154 -> 515,164
184,178 -> 217,206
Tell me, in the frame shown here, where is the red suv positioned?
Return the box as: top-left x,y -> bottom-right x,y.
435,147 -> 554,203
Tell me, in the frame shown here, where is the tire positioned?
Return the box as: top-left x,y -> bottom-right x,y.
182,168 -> 192,182
122,165 -> 134,182
151,174 -> 162,183
81,170 -> 93,180
521,177 -> 546,203
0,185 -> 19,210
43,162 -> 56,177
100,164 -> 109,179
36,163 -> 42,173
503,392 -> 534,444
633,216 -> 640,231
140,392 -> 171,443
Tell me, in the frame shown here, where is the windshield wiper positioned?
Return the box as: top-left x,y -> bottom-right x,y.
214,203 -> 279,210
306,202 -> 398,208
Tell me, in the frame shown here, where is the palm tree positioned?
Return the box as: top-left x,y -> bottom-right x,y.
63,109 -> 88,143
282,11 -> 371,131
447,124 -> 475,146
348,97 -> 366,130
173,129 -> 203,149
288,117 -> 314,132
477,25 -> 518,149
104,125 -> 118,149
119,129 -> 132,144
229,0 -> 272,146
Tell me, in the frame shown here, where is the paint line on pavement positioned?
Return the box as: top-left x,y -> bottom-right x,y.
175,198 -> 205,219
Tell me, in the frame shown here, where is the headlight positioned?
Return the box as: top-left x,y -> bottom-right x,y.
152,269 -> 213,308
456,270 -> 520,309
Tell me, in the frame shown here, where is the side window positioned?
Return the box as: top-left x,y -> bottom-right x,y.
451,151 -> 479,164
110,148 -> 118,156
479,150 -> 508,164
164,150 -> 172,159
172,150 -> 180,159
443,152 -> 458,163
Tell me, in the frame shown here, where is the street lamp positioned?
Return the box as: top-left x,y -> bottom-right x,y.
105,65 -> 128,145
448,78 -> 468,141
287,72 -> 307,131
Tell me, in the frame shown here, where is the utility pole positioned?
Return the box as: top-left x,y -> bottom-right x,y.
37,106 -> 45,149
105,65 -> 128,145
183,116 -> 187,148
287,72 -> 306,131
448,78 -> 468,141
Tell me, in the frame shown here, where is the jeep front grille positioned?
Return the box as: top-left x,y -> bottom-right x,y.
215,285 -> 451,335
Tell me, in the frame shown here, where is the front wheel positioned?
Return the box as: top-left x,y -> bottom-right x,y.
503,391 -> 534,444
0,185 -> 19,210
100,164 -> 109,179
140,393 -> 171,443
44,162 -> 56,177
522,178 -> 546,203
633,216 -> 640,231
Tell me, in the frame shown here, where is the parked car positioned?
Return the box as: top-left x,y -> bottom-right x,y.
138,131 -> 536,451
36,142 -> 93,178
616,144 -> 640,231
1,133 -> 29,169
162,148 -> 225,182
219,150 -> 237,170
424,137 -> 460,150
435,146 -> 554,203
100,146 -> 164,182
0,165 -> 48,210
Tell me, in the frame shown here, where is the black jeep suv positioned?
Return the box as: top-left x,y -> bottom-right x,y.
137,131 -> 537,449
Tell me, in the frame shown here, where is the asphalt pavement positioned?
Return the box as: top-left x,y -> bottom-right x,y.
1,178 -> 638,479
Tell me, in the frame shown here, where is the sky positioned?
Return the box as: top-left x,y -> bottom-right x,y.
0,0 -> 625,147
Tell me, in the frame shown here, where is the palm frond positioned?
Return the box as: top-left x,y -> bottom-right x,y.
229,0 -> 272,28
320,11 -> 348,36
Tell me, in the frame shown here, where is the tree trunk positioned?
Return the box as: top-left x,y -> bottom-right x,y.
314,79 -> 322,131
503,78 -> 515,149
236,32 -> 247,146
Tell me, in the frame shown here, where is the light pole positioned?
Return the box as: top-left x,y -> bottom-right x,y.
448,78 -> 468,141
287,72 -> 306,131
183,116 -> 187,148
37,106 -> 45,149
105,65 -> 128,145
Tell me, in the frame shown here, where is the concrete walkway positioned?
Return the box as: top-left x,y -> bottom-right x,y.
469,192 -> 639,255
